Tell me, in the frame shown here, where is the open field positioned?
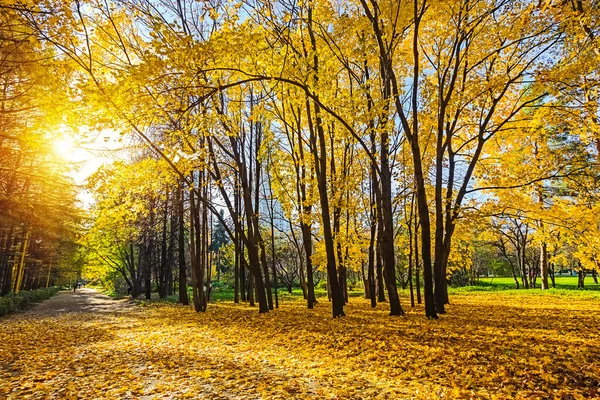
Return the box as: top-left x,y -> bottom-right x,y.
1,287 -> 599,399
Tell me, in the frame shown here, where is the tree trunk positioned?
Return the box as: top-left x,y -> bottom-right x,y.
13,229 -> 30,294
259,241 -> 273,310
306,6 -> 344,317
234,226 -> 240,304
302,221 -> 316,308
379,152 -> 403,315
270,189 -> 279,308
408,219 -> 415,308
177,183 -> 189,305
519,247 -> 529,289
233,174 -> 240,304
367,220 -> 377,308
512,269 -> 520,289
540,242 -> 549,290
240,251 -> 246,302
402,87 -> 438,314
199,180 -> 210,312
578,263 -> 586,288
415,216 -> 422,305
247,262 -> 255,306
0,225 -> 15,296
144,198 -> 155,300
159,191 -> 169,298
376,240 -> 385,302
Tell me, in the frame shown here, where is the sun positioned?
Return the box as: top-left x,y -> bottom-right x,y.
52,138 -> 76,159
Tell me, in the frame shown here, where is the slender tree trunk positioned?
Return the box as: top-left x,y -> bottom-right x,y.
408,211 -> 415,308
540,242 -> 549,290
367,218 -> 377,308
240,249 -> 246,302
247,263 -> 255,306
0,225 -> 15,296
144,198 -> 155,300
415,215 -> 422,305
159,191 -> 169,298
362,261 -> 369,298
189,175 -> 204,312
336,241 -> 348,304
177,183 -> 188,305
380,135 -> 403,315
269,177 -> 279,308
512,269 -> 520,289
234,181 -> 240,303
199,177 -> 209,311
299,260 -> 308,299
14,231 -> 29,294
252,124 -> 273,311
519,247 -> 529,289
375,237 -> 386,302
302,221 -> 316,308
259,241 -> 273,311
14,229 -> 30,294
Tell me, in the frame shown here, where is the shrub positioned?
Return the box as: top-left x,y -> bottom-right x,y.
0,287 -> 60,317
315,280 -> 328,291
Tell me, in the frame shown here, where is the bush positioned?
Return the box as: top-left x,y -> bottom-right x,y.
0,287 -> 60,317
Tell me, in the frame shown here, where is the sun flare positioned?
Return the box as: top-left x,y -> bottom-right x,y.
52,138 -> 75,159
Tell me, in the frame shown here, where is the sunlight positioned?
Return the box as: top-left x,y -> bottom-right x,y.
53,127 -> 129,208
52,138 -> 76,160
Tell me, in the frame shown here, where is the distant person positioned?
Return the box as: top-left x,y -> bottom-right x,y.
73,282 -> 77,292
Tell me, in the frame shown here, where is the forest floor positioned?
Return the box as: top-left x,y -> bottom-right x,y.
1,288 -> 599,399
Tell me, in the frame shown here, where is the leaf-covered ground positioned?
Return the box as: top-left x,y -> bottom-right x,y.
1,289 -> 599,399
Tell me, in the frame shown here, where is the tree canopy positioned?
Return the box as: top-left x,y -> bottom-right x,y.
1,0 -> 599,320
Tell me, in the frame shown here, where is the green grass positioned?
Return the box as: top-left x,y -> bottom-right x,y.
104,290 -> 127,299
162,286 -> 366,304
144,275 -> 600,306
450,275 -> 600,298
0,287 -> 60,317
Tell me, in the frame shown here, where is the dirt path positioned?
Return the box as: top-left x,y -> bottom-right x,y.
28,288 -> 133,316
0,289 -> 153,400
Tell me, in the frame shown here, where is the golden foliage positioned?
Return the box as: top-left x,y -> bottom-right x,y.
1,292 -> 599,399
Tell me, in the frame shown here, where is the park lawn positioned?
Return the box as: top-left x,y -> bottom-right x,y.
469,276 -> 600,294
1,290 -> 599,399
188,274 -> 600,302
185,275 -> 600,304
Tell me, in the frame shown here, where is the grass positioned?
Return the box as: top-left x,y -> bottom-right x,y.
453,276 -> 600,298
0,287 -> 60,317
475,275 -> 599,289
206,276 -> 600,302
163,286 -> 366,304
127,275 -> 600,306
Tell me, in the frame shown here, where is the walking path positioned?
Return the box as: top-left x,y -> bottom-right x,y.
29,288 -> 132,316
0,289 -> 148,399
